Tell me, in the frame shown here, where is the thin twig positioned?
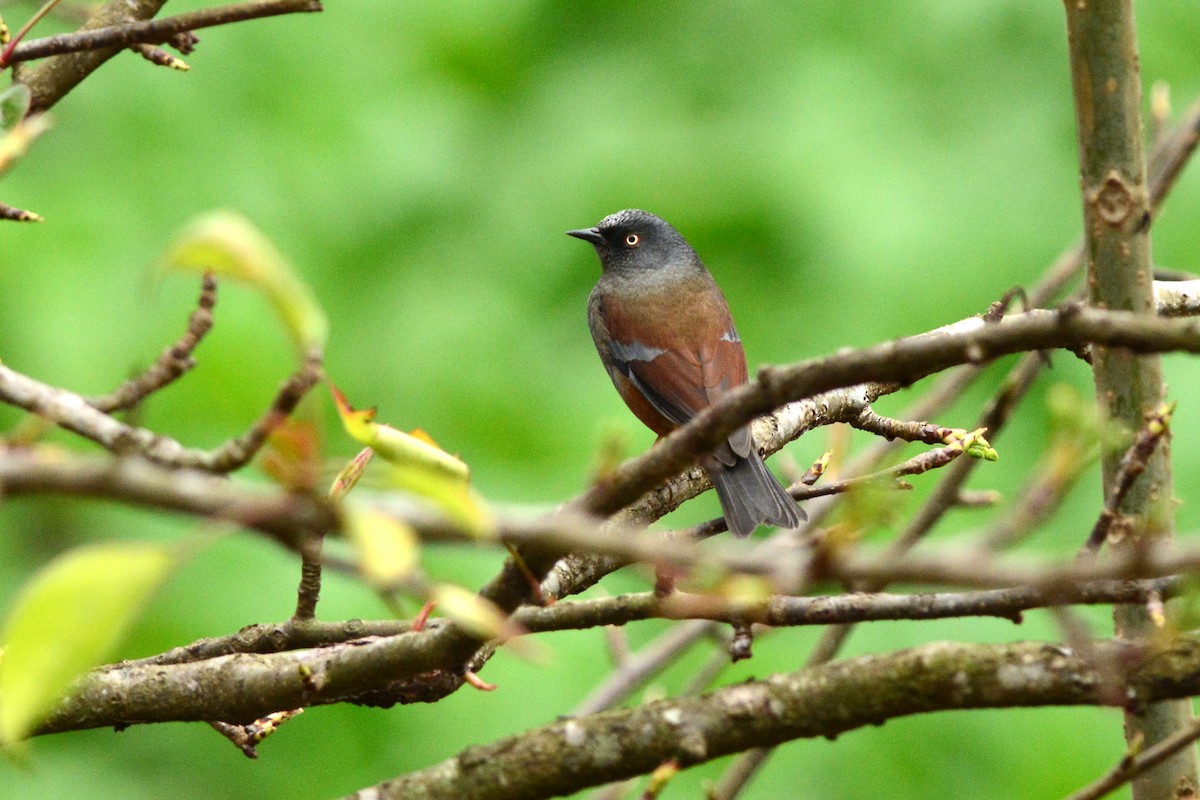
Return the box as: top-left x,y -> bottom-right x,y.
572,620 -> 715,716
292,533 -> 324,620
0,0 -> 63,68
130,42 -> 189,71
1063,718 -> 1200,800
516,580 -> 1177,633
6,0 -> 323,64
0,199 -> 40,221
203,347 -> 325,473
0,346 -> 324,471
87,273 -> 217,413
21,0 -> 169,113
1081,403 -> 1175,554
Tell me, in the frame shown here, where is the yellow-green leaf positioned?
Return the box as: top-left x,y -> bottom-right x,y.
717,574 -> 774,608
331,386 -> 469,482
331,386 -> 493,535
431,584 -> 517,641
344,507 -> 419,587
0,112 -> 50,179
385,465 -> 494,537
0,542 -> 178,746
160,210 -> 327,352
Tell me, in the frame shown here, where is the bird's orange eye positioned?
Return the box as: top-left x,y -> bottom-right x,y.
624,233 -> 641,247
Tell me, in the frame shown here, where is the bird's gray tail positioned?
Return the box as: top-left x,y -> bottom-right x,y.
708,449 -> 806,538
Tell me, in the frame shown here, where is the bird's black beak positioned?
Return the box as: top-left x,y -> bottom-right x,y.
566,227 -> 605,246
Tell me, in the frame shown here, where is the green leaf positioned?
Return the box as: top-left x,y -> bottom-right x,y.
331,385 -> 494,536
0,542 -> 178,747
385,464 -> 493,537
344,507 -> 420,587
431,584 -> 517,641
160,210 -> 328,352
0,109 -> 50,180
0,84 -> 30,132
332,385 -> 469,483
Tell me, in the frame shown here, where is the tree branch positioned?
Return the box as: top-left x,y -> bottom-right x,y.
1063,1 -> 1198,795
570,305 -> 1200,524
8,305 -> 1200,729
0,346 -> 323,472
18,0 -> 169,113
86,273 -> 217,413
516,579 -> 1177,633
344,637 -> 1200,800
7,0 -> 322,65
1066,719 -> 1200,800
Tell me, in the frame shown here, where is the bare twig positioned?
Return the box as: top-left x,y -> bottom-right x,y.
86,273 -> 217,413
710,749 -> 772,800
0,346 -> 323,472
1148,97 -> 1200,222
20,0 -> 169,113
0,199 -> 40,221
516,580 -> 1177,633
1064,718 -> 1200,800
292,534 -> 324,621
131,42 -> 189,71
0,0 -> 63,68
202,347 -> 324,473
849,406 -> 981,447
572,620 -> 716,716
1081,403 -> 1175,555
6,0 -> 323,64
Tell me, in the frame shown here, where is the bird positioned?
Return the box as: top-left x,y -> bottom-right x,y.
567,209 -> 805,537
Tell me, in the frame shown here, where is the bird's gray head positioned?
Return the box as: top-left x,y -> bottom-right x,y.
567,209 -> 701,275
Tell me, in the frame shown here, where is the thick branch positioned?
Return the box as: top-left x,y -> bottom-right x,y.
1064,1 -> 1197,794
36,626 -> 451,733
345,637 -> 1200,800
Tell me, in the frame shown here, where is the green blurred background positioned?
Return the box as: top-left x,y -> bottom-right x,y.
3,1 -> 1200,797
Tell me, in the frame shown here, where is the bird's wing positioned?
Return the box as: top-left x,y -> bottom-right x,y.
599,289 -> 751,465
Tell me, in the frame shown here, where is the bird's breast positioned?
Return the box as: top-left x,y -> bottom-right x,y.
594,271 -> 738,355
